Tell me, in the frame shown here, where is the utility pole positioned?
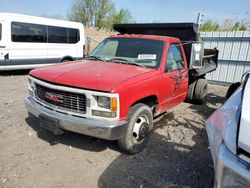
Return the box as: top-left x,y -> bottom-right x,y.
196,12 -> 204,25
196,12 -> 204,33
196,13 -> 201,24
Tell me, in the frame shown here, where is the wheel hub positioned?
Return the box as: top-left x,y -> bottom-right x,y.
138,122 -> 149,141
133,115 -> 149,142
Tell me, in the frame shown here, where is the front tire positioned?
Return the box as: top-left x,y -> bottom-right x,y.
118,103 -> 153,154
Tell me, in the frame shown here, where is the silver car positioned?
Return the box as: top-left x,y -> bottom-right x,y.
206,72 -> 250,188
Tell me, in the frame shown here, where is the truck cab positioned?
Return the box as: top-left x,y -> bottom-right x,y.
90,34 -> 189,115
25,23 -> 218,154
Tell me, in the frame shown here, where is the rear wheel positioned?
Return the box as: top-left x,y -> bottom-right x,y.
118,103 -> 153,154
185,81 -> 196,102
193,79 -> 208,104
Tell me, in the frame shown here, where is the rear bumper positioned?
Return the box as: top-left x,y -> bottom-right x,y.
214,144 -> 250,188
25,97 -> 127,140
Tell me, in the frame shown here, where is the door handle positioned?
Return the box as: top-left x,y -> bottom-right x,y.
178,69 -> 188,78
170,74 -> 179,79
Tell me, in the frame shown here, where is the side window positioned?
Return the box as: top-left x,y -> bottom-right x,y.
11,22 -> 47,43
68,28 -> 80,44
48,26 -> 67,43
165,43 -> 185,72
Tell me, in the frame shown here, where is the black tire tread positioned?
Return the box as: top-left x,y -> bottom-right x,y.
185,81 -> 196,102
193,79 -> 208,104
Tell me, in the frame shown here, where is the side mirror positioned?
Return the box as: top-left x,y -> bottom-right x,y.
190,42 -> 204,69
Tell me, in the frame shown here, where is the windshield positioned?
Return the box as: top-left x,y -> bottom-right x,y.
90,37 -> 165,68
0,23 -> 2,41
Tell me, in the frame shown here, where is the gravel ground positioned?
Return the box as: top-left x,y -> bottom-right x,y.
0,71 -> 228,188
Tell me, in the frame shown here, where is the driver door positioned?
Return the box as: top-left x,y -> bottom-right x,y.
161,43 -> 188,111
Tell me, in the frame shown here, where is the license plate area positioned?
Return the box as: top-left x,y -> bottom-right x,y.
39,114 -> 63,135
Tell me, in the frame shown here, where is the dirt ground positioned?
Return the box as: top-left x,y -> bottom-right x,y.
0,71 -> 228,188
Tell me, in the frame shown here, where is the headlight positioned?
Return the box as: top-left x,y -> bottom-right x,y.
96,96 -> 117,112
92,95 -> 118,118
28,78 -> 35,96
97,96 -> 110,109
28,78 -> 35,90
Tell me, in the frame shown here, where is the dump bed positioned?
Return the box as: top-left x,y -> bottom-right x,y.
114,23 -> 218,77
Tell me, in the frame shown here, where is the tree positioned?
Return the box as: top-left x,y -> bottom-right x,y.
199,20 -> 220,32
68,0 -> 96,26
68,0 -> 132,30
95,0 -> 115,29
221,19 -> 234,31
200,19 -> 248,32
231,22 -> 248,31
112,8 -> 132,24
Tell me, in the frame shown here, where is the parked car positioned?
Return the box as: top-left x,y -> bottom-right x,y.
0,13 -> 84,71
25,23 -> 218,154
206,72 -> 250,187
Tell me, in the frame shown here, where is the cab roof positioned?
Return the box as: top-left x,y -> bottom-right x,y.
110,34 -> 179,42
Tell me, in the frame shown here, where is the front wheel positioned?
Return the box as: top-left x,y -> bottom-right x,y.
118,103 -> 153,154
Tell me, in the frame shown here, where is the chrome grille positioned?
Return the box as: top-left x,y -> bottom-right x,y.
35,83 -> 86,114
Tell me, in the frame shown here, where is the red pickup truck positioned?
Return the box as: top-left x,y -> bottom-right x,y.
25,23 -> 218,153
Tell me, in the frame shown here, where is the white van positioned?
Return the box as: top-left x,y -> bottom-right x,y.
0,13 -> 85,71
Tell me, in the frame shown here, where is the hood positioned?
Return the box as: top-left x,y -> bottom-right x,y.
238,75 -> 250,154
30,60 -> 155,92
206,87 -> 242,164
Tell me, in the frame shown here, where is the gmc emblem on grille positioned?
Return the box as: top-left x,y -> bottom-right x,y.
45,92 -> 63,103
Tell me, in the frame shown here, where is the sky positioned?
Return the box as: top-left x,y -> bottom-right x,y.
0,0 -> 249,24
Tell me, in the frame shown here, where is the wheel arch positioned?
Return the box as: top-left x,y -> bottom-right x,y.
59,56 -> 75,62
129,95 -> 159,116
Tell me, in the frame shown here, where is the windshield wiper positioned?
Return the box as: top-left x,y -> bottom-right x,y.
85,55 -> 106,62
108,58 -> 146,68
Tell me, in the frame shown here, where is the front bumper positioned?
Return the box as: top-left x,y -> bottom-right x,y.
25,97 -> 127,140
215,144 -> 250,188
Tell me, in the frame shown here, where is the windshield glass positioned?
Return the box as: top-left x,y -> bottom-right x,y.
0,23 -> 2,41
90,37 -> 165,68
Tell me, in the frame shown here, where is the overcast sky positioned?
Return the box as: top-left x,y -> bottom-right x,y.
0,0 -> 249,23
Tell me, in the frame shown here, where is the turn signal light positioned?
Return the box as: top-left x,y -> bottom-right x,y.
111,97 -> 117,112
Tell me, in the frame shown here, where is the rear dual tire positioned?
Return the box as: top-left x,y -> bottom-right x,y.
186,78 -> 208,104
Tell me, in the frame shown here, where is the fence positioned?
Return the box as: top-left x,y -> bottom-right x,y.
201,31 -> 250,83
